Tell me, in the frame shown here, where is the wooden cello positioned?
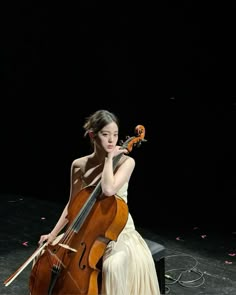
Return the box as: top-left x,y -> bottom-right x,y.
4,125 -> 146,295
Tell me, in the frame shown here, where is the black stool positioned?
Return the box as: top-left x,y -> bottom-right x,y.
145,239 -> 166,295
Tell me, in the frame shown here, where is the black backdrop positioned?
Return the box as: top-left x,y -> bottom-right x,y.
1,2 -> 236,228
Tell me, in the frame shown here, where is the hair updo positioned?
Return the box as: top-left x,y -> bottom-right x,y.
83,110 -> 119,138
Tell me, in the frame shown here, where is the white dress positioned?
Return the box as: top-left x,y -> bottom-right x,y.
101,183 -> 161,295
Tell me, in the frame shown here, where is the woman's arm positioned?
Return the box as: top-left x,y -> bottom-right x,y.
101,148 -> 135,196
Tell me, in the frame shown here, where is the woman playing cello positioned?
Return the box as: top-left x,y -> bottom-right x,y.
38,109 -> 160,295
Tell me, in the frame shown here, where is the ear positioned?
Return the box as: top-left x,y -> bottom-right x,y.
88,131 -> 94,139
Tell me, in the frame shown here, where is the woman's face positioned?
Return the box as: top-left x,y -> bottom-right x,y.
96,121 -> 119,153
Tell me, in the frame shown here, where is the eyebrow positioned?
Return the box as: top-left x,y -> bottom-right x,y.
101,129 -> 118,133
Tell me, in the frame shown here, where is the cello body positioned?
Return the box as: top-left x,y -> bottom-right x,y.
29,185 -> 128,295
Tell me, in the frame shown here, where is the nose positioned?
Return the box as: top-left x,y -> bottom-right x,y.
108,134 -> 115,142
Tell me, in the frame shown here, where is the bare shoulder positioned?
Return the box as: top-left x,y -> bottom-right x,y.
121,154 -> 135,168
115,155 -> 135,183
72,156 -> 88,169
70,156 -> 90,179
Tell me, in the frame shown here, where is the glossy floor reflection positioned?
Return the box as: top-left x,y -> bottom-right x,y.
1,194 -> 236,295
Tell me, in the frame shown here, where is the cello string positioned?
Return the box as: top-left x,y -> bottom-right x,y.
53,153 -> 124,268
59,153 -> 123,251
52,184 -> 102,269
60,147 -> 125,246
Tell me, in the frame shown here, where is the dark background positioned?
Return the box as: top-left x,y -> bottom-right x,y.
1,2 -> 236,229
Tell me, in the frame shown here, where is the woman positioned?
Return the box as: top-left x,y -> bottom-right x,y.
38,109 -> 160,295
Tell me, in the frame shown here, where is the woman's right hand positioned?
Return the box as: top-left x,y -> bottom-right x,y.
38,233 -> 56,245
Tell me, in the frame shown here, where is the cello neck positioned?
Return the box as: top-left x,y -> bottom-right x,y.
112,153 -> 123,170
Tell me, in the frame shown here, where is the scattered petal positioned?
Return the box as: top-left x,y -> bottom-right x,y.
225,261 -> 233,264
22,241 -> 28,246
201,235 -> 207,239
228,253 -> 236,257
41,217 -> 46,220
176,237 -> 184,241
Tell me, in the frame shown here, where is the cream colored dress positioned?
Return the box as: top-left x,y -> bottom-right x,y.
101,183 -> 161,295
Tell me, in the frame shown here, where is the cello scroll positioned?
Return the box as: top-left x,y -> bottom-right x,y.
120,125 -> 147,153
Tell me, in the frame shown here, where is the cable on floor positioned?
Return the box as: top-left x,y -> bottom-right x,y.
163,253 -> 205,294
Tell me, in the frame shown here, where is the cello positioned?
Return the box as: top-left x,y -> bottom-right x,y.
4,125 -> 146,295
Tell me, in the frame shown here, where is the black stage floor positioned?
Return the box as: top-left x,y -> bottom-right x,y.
1,193 -> 236,295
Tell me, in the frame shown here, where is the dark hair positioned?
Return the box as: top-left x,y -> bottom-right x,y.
83,110 -> 119,137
